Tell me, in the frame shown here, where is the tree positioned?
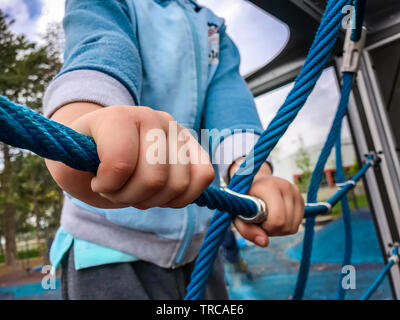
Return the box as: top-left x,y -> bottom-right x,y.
11,154 -> 63,255
0,10 -> 62,268
294,136 -> 313,192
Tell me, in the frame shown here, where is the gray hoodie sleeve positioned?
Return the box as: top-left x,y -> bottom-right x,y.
43,70 -> 136,118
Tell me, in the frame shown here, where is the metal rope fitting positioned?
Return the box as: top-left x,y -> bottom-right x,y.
305,202 -> 332,214
364,151 -> 380,166
222,188 -> 268,224
341,26 -> 367,73
388,245 -> 400,264
336,180 -> 356,189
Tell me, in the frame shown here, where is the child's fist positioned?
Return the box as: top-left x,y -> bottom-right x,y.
46,104 -> 215,209
229,161 -> 304,247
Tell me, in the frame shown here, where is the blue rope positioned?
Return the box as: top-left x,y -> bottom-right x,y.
0,95 -> 371,220
361,247 -> 399,300
185,0 -> 352,300
351,0 -> 367,41
293,72 -> 355,300
335,124 -> 353,300
0,0 -> 388,302
0,90 -> 391,301
293,0 -> 367,299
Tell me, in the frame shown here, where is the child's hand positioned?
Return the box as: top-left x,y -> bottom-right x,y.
229,160 -> 305,247
45,103 -> 215,209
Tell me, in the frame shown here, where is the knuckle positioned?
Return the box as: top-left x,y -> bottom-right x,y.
291,225 -> 300,235
109,160 -> 135,176
271,215 -> 286,230
158,110 -> 175,121
139,106 -> 153,113
199,164 -> 215,186
267,179 -> 279,189
292,182 -> 301,194
283,225 -> 293,235
281,180 -> 292,193
170,179 -> 190,195
109,106 -> 132,120
143,172 -> 168,190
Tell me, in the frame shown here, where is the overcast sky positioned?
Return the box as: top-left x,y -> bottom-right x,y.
0,0 -> 64,41
0,0 -> 351,163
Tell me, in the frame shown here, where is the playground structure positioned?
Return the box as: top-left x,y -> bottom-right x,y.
245,0 -> 400,299
0,0 -> 399,300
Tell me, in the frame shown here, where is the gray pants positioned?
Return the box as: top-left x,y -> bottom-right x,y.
61,246 -> 229,300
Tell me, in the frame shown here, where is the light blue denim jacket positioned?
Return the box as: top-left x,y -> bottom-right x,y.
43,0 -> 263,269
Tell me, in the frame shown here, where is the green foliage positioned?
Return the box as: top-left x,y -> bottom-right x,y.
11,154 -> 64,234
349,156 -> 360,177
0,10 -> 62,109
0,9 -> 63,266
0,248 -> 41,263
329,193 -> 369,218
294,136 -> 313,192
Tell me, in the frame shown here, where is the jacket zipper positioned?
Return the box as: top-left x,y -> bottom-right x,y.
174,1 -> 202,265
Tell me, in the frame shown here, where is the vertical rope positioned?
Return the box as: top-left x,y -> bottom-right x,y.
186,0 -> 352,300
351,0 -> 367,41
361,247 -> 399,300
336,129 -> 353,300
293,72 -> 355,300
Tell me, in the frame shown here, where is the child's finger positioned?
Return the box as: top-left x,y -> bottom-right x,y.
90,111 -> 140,194
135,161 -> 191,209
291,185 -> 305,233
233,218 -> 269,247
100,119 -> 170,205
248,179 -> 288,236
165,137 -> 214,208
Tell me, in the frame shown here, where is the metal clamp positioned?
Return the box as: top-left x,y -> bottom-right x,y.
364,151 -> 380,166
223,188 -> 268,224
336,180 -> 356,189
305,202 -> 332,214
388,244 -> 400,264
341,26 -> 367,73
389,255 -> 399,264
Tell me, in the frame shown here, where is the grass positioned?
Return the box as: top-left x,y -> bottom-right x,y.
0,248 -> 41,264
329,193 -> 369,218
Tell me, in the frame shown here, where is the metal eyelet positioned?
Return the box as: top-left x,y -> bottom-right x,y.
222,188 -> 268,224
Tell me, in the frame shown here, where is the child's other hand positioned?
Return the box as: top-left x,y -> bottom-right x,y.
229,161 -> 305,247
45,104 -> 215,209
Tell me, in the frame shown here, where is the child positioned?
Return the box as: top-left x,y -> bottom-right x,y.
43,0 -> 304,300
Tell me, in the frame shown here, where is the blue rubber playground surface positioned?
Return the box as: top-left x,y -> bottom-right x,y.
225,209 -> 392,300
0,209 -> 392,300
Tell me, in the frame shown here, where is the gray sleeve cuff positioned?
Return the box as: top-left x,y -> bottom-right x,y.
42,70 -> 136,118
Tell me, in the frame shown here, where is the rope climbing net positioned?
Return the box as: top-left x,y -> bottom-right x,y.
0,0 -> 398,300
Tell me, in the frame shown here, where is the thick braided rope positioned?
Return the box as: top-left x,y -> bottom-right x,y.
293,72 -> 355,300
0,93 -> 387,300
336,2 -> 366,301
336,133 -> 353,300
0,0 -> 374,301
351,0 -> 367,41
229,0 -> 351,193
361,247 -> 399,300
294,0 -> 367,300
0,94 -> 371,219
0,95 -> 265,218
185,0 -> 352,300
